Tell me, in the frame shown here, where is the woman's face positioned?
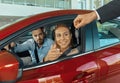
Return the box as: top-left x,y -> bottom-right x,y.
55,26 -> 72,51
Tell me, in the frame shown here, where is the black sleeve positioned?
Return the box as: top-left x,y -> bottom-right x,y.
97,0 -> 120,23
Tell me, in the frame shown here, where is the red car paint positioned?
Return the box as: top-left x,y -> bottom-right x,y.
17,45 -> 120,83
0,51 -> 19,82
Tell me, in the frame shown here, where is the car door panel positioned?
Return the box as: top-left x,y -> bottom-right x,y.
17,52 -> 100,83
94,44 -> 120,83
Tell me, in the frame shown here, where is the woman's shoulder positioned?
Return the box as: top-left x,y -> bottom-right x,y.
68,48 -> 79,56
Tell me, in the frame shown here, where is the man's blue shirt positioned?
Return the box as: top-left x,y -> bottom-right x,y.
14,38 -> 53,64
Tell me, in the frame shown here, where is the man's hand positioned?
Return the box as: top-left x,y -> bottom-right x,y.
73,11 -> 98,29
4,42 -> 16,51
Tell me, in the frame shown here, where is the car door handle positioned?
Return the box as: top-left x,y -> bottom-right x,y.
72,72 -> 87,83
72,72 -> 95,83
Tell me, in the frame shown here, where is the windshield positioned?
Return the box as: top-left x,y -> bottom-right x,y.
0,16 -> 28,30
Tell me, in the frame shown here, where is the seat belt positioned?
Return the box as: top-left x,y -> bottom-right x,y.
34,42 -> 40,63
58,47 -> 72,59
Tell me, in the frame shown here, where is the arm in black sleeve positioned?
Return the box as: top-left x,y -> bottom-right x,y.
97,0 -> 120,23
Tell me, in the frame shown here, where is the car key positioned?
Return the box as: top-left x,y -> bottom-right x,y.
75,29 -> 79,45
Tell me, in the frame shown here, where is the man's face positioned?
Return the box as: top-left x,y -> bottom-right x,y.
32,28 -> 44,46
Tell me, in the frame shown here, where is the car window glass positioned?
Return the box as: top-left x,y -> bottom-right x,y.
16,32 -> 32,44
97,19 -> 120,47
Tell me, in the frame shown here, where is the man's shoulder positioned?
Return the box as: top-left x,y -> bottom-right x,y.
45,38 -> 53,42
26,39 -> 34,44
44,38 -> 53,45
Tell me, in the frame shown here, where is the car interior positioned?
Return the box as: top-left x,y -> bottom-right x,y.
3,21 -> 83,67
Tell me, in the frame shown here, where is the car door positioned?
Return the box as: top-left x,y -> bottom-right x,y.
93,20 -> 120,83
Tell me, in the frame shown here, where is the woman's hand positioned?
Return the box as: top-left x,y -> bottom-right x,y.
44,43 -> 62,62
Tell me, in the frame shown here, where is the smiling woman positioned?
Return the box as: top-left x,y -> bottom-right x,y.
44,23 -> 79,62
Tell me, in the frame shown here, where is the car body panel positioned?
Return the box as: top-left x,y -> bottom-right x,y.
94,44 -> 120,82
18,52 -> 98,83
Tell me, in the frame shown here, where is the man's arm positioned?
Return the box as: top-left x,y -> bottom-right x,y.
13,39 -> 33,53
73,0 -> 120,28
73,11 -> 98,28
97,0 -> 120,23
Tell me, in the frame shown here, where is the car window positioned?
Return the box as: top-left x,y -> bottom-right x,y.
97,19 -> 120,47
15,32 -> 32,44
1,14 -> 83,68
15,24 -> 79,66
3,23 -> 80,67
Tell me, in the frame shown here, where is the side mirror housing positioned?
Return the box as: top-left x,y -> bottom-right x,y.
0,51 -> 22,83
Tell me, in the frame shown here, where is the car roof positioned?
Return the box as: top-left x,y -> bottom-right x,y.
0,9 -> 92,40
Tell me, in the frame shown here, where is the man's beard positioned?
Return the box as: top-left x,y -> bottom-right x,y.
37,39 -> 44,47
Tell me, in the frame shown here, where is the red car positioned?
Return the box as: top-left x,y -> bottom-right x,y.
0,10 -> 120,83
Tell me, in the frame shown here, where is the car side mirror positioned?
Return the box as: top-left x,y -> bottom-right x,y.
0,50 -> 23,83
